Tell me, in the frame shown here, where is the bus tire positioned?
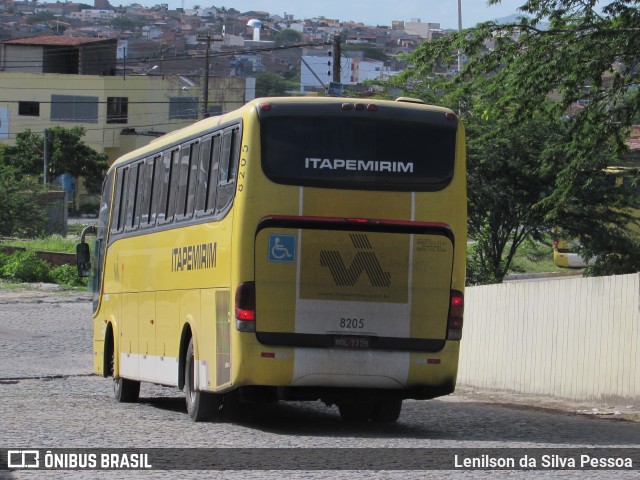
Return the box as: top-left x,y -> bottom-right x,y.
113,377 -> 140,403
371,399 -> 402,423
338,402 -> 373,422
184,338 -> 221,422
110,333 -> 140,403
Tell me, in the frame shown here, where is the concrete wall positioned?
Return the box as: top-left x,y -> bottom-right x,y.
458,273 -> 640,401
0,246 -> 75,267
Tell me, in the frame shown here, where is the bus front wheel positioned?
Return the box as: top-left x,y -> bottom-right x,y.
184,338 -> 221,422
110,333 -> 140,403
113,377 -> 140,403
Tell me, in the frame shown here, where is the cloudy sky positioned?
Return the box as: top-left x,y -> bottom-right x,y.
128,0 -> 529,29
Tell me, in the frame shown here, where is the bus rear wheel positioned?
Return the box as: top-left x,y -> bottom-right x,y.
371,399 -> 402,423
184,338 -> 222,422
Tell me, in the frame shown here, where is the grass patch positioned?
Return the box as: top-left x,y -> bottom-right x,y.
508,237 -> 563,274
1,235 -> 77,254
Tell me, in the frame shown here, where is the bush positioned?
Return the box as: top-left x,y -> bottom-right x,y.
0,250 -> 52,282
0,164 -> 48,238
0,252 -> 9,273
50,264 -> 86,287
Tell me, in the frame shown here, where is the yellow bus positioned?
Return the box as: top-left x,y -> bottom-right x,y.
77,96 -> 467,423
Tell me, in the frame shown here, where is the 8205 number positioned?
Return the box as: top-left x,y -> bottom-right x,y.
340,317 -> 365,329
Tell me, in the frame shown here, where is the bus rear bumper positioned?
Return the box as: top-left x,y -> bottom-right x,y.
231,340 -> 460,401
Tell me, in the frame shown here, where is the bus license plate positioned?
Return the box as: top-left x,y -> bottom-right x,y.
333,336 -> 369,349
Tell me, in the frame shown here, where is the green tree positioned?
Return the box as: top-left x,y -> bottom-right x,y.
26,11 -> 54,25
110,15 -> 148,30
254,72 -> 298,97
2,127 -> 109,195
0,164 -> 47,238
390,0 -> 640,277
272,28 -> 304,46
465,106 -> 577,283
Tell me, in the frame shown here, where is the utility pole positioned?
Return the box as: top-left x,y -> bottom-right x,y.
202,34 -> 211,118
197,34 -> 223,119
160,43 -> 165,79
332,34 -> 341,83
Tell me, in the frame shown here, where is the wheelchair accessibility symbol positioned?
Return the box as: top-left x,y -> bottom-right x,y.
268,234 -> 296,263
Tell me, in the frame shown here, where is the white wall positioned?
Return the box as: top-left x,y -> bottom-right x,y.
458,273 -> 640,401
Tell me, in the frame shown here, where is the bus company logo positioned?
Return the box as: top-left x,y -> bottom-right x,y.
319,234 -> 391,287
304,158 -> 414,174
171,242 -> 217,272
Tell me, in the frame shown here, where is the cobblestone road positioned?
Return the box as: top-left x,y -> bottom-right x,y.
0,285 -> 639,479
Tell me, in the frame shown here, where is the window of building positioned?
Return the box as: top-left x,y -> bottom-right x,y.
107,97 -> 128,124
50,95 -> 99,123
18,101 -> 40,117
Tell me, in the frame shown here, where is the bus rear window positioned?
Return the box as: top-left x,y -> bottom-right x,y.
260,115 -> 457,191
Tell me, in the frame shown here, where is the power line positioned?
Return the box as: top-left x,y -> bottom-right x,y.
0,41 -> 331,69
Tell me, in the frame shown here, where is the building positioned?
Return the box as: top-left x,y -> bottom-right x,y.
0,36 -> 118,75
0,36 -> 253,159
0,36 -> 254,204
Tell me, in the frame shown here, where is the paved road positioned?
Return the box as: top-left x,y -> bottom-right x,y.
0,286 -> 639,479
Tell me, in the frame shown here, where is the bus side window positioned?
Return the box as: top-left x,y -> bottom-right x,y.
124,162 -> 141,231
133,161 -> 145,229
176,141 -> 199,221
111,166 -> 128,234
166,149 -> 180,222
206,134 -> 221,214
140,155 -> 158,227
228,127 -> 241,181
218,129 -> 232,184
194,136 -> 212,216
216,127 -> 240,215
185,142 -> 200,218
157,150 -> 178,224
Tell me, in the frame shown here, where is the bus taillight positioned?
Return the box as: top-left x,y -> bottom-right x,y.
447,290 -> 464,340
235,281 -> 256,332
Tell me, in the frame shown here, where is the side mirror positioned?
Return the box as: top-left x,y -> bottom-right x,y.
76,242 -> 91,277
76,225 -> 97,278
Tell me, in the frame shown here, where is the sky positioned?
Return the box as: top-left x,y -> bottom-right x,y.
131,0 -> 530,29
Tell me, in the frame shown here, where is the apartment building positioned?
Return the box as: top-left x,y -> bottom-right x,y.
0,35 -> 253,164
